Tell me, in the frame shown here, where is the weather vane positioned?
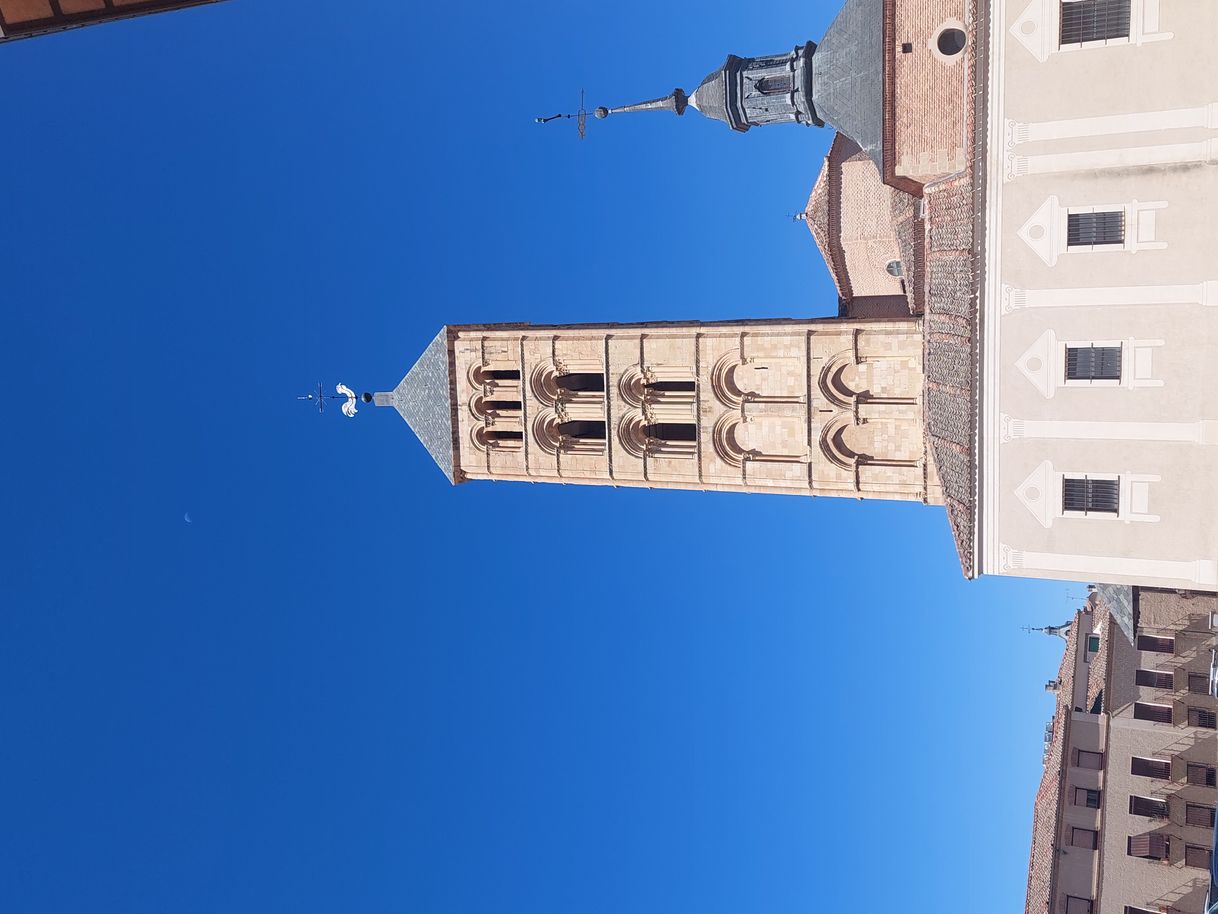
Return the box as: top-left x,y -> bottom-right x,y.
297,382 -> 367,418
535,89 -> 592,140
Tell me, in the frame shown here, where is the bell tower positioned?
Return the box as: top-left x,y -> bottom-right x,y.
590,42 -> 822,132
373,318 -> 943,505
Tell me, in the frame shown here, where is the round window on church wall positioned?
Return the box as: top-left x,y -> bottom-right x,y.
936,27 -> 967,56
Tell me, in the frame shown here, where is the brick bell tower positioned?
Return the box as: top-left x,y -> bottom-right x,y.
371,319 -> 942,505
0,0 -> 226,43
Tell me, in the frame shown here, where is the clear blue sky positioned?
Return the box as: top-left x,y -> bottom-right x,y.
0,2 -> 1082,911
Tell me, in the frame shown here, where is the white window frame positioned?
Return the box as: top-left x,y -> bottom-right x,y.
1010,0 -> 1173,63
1063,202 -> 1167,255
1016,330 -> 1164,398
1018,196 -> 1168,266
1014,460 -> 1161,527
1058,335 -> 1164,393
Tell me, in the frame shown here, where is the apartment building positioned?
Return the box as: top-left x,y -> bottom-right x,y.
1026,587 -> 1217,914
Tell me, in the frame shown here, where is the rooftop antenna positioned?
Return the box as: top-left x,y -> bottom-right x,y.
297,382 -> 369,418
535,90 -> 590,140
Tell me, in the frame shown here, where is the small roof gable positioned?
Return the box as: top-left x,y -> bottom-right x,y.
812,0 -> 884,169
380,327 -> 459,484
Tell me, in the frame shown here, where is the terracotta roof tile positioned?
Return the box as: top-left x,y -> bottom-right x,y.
806,134 -> 924,314
805,163 -> 842,297
921,0 -> 984,578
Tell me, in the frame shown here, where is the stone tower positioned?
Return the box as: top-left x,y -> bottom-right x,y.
0,0 -> 225,43
373,319 -> 942,505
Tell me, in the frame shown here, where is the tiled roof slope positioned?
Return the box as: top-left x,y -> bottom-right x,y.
805,135 -> 924,314
1025,618 -> 1080,914
921,0 -> 985,578
1094,584 -> 1135,645
804,166 -> 838,294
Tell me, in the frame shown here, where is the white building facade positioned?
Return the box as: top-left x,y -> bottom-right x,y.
981,0 -> 1218,589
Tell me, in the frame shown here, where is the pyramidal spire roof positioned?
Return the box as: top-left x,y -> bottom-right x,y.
374,326 -> 459,484
811,0 -> 884,167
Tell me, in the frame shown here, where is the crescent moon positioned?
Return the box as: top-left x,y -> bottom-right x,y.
184,513 -> 193,525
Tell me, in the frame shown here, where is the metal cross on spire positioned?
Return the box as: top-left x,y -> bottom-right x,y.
535,90 -> 590,139
297,382 -> 368,418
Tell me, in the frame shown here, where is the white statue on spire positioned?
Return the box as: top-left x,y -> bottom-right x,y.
336,383 -> 359,418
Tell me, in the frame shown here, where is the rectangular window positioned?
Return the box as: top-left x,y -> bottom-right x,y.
1124,908 -> 1157,914
1071,827 -> 1099,848
1137,635 -> 1175,653
1129,796 -> 1169,819
1065,897 -> 1093,914
1184,845 -> 1213,869
1087,634 -> 1101,653
1136,669 -> 1175,689
1128,833 -> 1169,859
1188,673 -> 1209,694
1076,750 -> 1104,770
1185,804 -> 1215,828
1188,707 -> 1217,729
1187,763 -> 1217,787
1131,756 -> 1171,779
1074,787 -> 1101,808
1067,210 -> 1125,246
1063,476 -> 1120,515
1060,0 -> 1132,44
1134,702 -> 1173,724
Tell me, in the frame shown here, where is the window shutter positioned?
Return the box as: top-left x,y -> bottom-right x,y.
1071,827 -> 1099,848
1065,346 -> 1122,381
1060,0 -> 1132,44
1185,804 -> 1215,828
1136,635 -> 1175,653
1134,702 -> 1174,724
1128,833 -> 1168,859
1067,210 -> 1125,246
1136,670 -> 1175,689
1063,476 -> 1120,514
1065,897 -> 1093,914
1129,796 -> 1169,818
1076,750 -> 1104,770
1188,707 -> 1217,729
1185,845 -> 1213,869
1186,764 -> 1217,787
1075,787 -> 1101,808
1131,757 -> 1171,779
1187,673 -> 1209,694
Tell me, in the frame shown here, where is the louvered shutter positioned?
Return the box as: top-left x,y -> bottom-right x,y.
1185,805 -> 1215,827
1063,477 -> 1120,514
1067,211 -> 1125,246
1129,796 -> 1169,818
1060,0 -> 1132,43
